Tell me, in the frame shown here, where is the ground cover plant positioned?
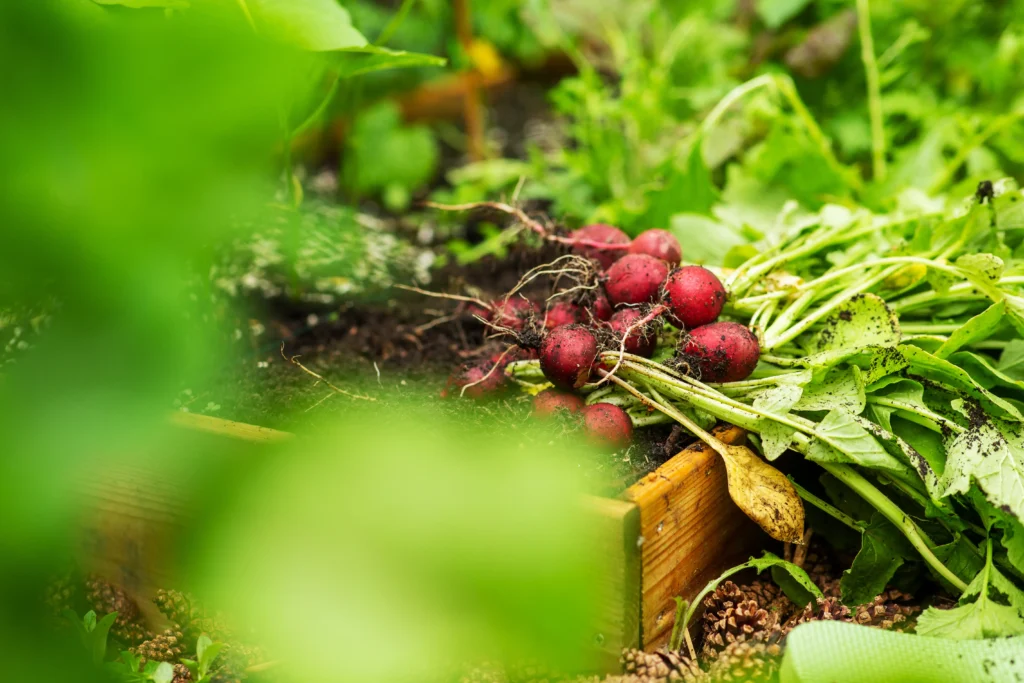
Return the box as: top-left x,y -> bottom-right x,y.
6,0 -> 1024,682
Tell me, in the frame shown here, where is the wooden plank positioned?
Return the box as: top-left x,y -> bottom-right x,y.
582,495 -> 641,669
77,415 -> 289,624
168,411 -> 292,443
624,425 -> 768,650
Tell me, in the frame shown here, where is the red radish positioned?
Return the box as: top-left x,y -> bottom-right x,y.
592,292 -> 613,321
441,362 -> 506,399
569,224 -> 630,269
680,321 -> 760,382
491,297 -> 539,331
608,308 -> 657,357
580,403 -> 633,447
605,254 -> 670,306
539,324 -> 599,389
533,390 -> 585,417
663,266 -> 726,329
544,300 -> 582,330
629,229 -> 682,265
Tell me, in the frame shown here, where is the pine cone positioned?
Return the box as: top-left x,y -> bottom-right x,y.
85,576 -> 150,645
702,599 -> 781,660
173,663 -> 193,683
621,648 -> 701,681
133,628 -> 186,666
800,542 -> 838,596
45,573 -> 76,618
783,596 -> 852,633
853,590 -> 919,631
739,580 -> 795,624
706,641 -> 781,682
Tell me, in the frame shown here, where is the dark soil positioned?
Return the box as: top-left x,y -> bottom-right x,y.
182,240 -> 686,495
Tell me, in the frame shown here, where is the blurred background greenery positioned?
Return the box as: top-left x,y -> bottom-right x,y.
5,0 -> 1024,680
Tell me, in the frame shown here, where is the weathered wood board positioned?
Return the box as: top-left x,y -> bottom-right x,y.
624,425 -> 768,650
77,415 -> 765,664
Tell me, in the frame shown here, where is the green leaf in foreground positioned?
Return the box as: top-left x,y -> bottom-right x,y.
752,385 -> 802,460
781,621 -> 1024,681
900,344 -> 1024,421
935,301 -> 1006,359
940,406 -> 1024,523
949,350 -> 1024,393
806,409 -> 906,471
997,340 -> 1024,380
249,0 -> 368,51
92,0 -> 188,7
840,513 -> 909,607
917,542 -> 1024,639
793,366 -> 865,414
809,294 -> 901,355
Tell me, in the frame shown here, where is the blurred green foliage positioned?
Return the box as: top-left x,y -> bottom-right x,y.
10,0 -> 1024,681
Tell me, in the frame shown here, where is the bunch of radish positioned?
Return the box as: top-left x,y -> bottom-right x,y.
431,223 -> 761,448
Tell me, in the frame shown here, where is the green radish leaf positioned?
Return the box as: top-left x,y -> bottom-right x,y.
936,302 -> 1007,359
759,421 -> 797,461
950,351 -> 1024,392
998,340 -> 1024,380
900,345 -> 1024,421
933,537 -> 986,587
645,136 -> 719,230
751,384 -> 802,461
669,215 -> 745,265
840,514 -> 909,606
806,410 -> 906,471
940,406 -> 1024,524
955,253 -> 1005,283
793,366 -> 865,414
891,416 -> 948,481
926,267 -> 957,295
752,384 -> 804,414
1000,517 -> 1024,570
854,416 -> 940,496
248,0 -> 368,51
917,547 -> 1024,639
809,294 -> 901,354
858,346 -> 910,385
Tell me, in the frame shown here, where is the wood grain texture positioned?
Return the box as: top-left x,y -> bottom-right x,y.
582,495 -> 641,669
168,411 -> 292,443
624,425 -> 768,650
77,415 -> 289,624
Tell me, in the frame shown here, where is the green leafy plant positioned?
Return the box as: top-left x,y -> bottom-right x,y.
179,634 -> 225,682
66,610 -> 118,666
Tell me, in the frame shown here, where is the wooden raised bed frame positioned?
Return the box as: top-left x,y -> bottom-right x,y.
79,413 -> 765,669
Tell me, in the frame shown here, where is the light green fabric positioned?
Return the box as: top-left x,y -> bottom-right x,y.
780,622 -> 1024,683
